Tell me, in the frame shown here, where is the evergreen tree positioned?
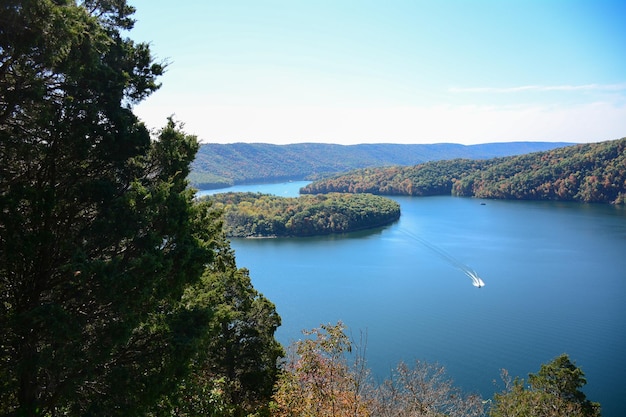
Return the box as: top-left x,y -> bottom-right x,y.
0,1 -> 224,415
163,241 -> 284,417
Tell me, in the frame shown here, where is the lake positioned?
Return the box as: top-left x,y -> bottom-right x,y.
198,181 -> 626,416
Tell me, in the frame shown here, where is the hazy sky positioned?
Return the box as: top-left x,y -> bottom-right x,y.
128,0 -> 626,145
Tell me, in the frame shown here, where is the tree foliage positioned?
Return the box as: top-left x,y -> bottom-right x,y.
302,160 -> 491,196
206,192 -> 401,237
1,1 -> 282,415
274,325 -> 603,417
272,322 -> 374,417
302,138 -> 626,204
155,241 -> 284,417
490,354 -> 601,417
272,323 -> 484,417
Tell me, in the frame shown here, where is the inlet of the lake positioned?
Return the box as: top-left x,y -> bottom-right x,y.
198,181 -> 626,416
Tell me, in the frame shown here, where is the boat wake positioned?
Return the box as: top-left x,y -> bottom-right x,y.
467,269 -> 486,288
400,229 -> 485,288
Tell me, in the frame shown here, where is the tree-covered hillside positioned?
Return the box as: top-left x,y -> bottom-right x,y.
302,138 -> 626,204
190,141 -> 572,188
205,192 -> 401,237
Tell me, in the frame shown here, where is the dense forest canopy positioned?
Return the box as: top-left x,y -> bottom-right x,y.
205,192 -> 401,237
190,141 -> 573,188
302,138 -> 626,204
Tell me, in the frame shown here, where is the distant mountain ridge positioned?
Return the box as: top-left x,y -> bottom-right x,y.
190,141 -> 573,189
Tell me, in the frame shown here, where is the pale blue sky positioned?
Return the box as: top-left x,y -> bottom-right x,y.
128,0 -> 626,145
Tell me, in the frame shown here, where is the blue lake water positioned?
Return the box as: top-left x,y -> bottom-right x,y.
198,181 -> 626,416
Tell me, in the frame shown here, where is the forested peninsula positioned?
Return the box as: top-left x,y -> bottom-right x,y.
205,192 -> 401,237
302,138 -> 626,204
190,141 -> 572,188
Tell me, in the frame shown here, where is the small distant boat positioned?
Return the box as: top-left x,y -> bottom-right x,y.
472,278 -> 486,288
480,202 -> 486,205
467,270 -> 486,288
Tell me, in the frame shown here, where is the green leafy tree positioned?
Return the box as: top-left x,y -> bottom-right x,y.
490,354 -> 601,417
165,241 -> 284,417
0,1 -> 228,415
527,354 -> 601,416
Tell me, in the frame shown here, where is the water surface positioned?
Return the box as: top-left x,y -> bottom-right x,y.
204,181 -> 626,416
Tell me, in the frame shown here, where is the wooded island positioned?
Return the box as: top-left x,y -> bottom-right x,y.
205,192 -> 401,237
